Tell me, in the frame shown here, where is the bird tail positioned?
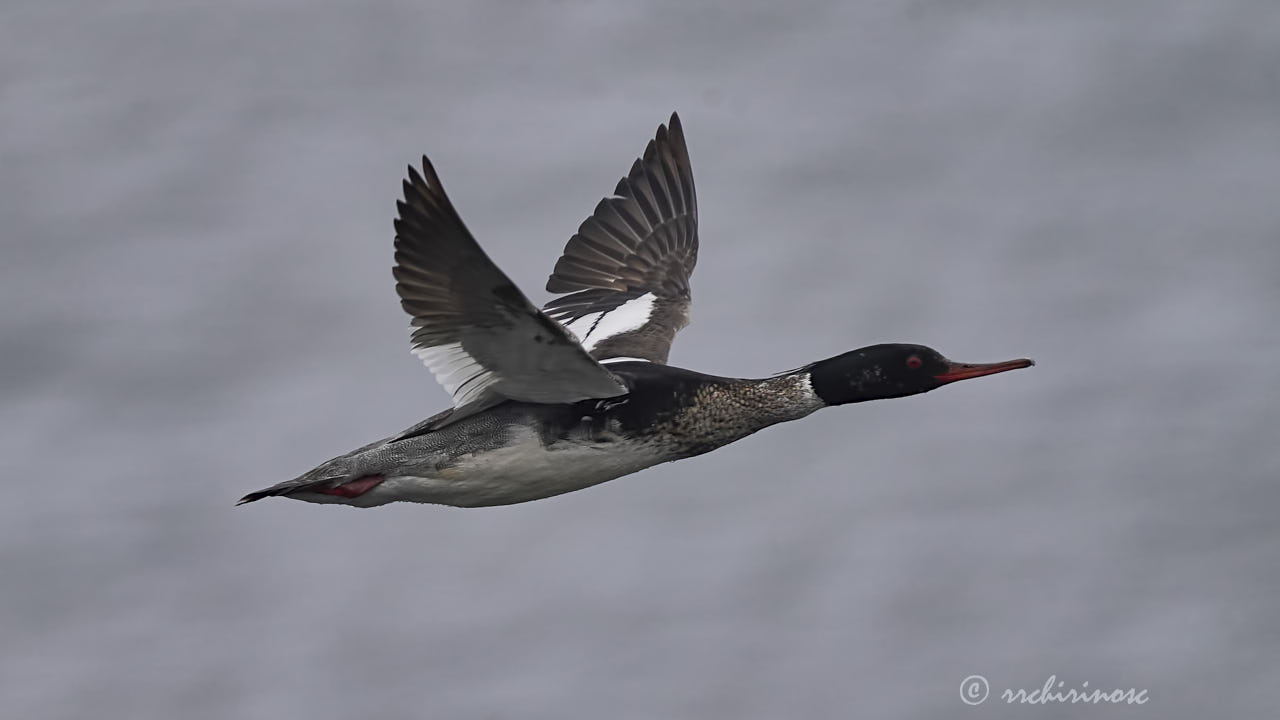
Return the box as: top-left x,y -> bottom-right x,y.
236,460 -> 358,506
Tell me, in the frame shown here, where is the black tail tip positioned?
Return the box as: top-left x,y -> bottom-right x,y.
236,489 -> 275,506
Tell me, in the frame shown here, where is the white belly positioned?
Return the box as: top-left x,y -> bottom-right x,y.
367,427 -> 666,507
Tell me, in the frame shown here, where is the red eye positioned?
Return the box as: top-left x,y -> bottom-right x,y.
906,355 -> 923,369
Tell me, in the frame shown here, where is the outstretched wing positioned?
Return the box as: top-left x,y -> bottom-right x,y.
393,158 -> 626,425
543,112 -> 698,364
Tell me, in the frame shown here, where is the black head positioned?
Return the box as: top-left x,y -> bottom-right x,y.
805,343 -> 1034,406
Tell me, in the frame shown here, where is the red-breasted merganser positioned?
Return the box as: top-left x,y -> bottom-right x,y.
238,114 -> 1033,508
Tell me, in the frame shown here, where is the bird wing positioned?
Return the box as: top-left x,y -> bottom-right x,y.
393,158 -> 627,426
542,112 -> 698,364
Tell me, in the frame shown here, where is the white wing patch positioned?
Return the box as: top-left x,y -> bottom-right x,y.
412,340 -> 501,408
560,312 -> 604,347
560,292 -> 657,352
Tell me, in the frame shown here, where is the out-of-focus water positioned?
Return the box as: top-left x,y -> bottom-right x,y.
3,2 -> 1278,718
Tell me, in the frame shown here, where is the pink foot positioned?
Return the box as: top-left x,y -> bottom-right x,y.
317,474 -> 385,498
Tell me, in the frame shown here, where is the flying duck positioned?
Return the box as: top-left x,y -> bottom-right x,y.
239,113 -> 1033,508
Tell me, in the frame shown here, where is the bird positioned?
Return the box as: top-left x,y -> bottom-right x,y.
238,113 -> 1033,509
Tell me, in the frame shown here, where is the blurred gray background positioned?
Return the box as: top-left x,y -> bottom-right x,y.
3,1 -> 1278,718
